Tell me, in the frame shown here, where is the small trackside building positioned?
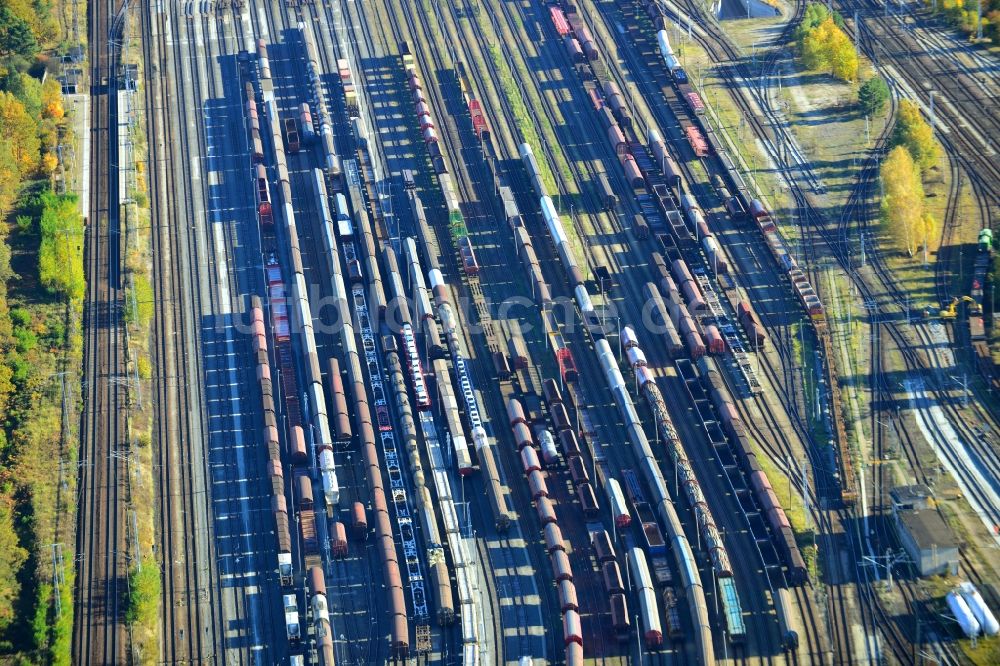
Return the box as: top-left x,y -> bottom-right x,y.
896,509 -> 959,577
889,484 -> 933,513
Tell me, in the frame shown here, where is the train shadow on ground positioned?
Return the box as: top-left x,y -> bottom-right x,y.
199,42 -> 285,658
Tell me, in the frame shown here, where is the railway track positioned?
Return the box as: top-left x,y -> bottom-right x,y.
310,0 -> 445,659
595,23 -> 847,663
371,0 -> 563,659
145,2 -> 294,662
151,2 -> 224,661
844,0 -> 1000,200
561,1 -> 850,662
437,17 -> 634,661
866,323 -> 971,666
583,2 -> 875,663
256,2 -> 404,661
652,2 -> 996,662
73,0 -> 127,662
477,0 -> 784,661
668,4 -> 1000,664
829,13 -> 1000,544
462,2 -> 698,662
831,3 -> 1000,455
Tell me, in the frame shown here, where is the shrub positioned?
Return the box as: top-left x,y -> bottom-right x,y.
9,308 -> 29,327
124,560 -> 160,626
137,355 -> 151,380
12,327 -> 36,354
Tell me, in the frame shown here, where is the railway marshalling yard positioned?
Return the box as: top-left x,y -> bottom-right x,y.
69,0 -> 1000,665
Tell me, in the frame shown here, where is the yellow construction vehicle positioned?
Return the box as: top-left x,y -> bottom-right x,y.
940,296 -> 980,320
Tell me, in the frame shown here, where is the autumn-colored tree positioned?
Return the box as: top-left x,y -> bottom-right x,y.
801,21 -> 831,70
1,0 -> 57,47
799,16 -> 859,81
0,136 -> 19,212
0,91 -> 39,174
891,99 -> 940,172
796,3 -> 830,43
40,75 -> 63,120
828,27 -> 859,81
881,145 -> 926,256
40,150 -> 57,174
917,212 -> 938,265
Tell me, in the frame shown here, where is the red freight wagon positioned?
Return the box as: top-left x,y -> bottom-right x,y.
469,98 -> 489,141
331,521 -> 348,558
685,91 -> 705,115
459,235 -> 479,275
588,86 -> 603,110
686,126 -> 708,157
704,324 -> 725,355
550,7 -> 571,36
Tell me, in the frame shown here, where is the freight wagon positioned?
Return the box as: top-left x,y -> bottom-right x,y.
284,117 -> 300,153
255,164 -> 273,228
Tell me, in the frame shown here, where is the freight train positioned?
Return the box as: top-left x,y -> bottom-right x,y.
506,397 -> 587,662
697,356 -> 808,584
625,334 -> 733,579
603,7 -> 855,505
267,27 -> 425,657
428,267 -> 515,530
403,239 -> 473,474
255,44 -> 340,510
400,42 -> 505,656
299,23 -> 340,177
249,295 -> 295,587
518,12 -> 723,659
383,328 -> 457,626
629,547 -> 663,646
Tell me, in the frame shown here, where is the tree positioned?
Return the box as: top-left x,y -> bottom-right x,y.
798,17 -> 859,81
40,76 -> 63,120
801,22 -> 831,71
859,77 -> 890,116
13,72 -> 41,119
40,150 -> 57,175
891,100 -> 941,172
917,212 -> 938,265
881,146 -> 925,256
827,26 -> 859,81
0,497 -> 29,631
0,6 -> 38,59
0,91 -> 39,175
0,137 -> 20,212
796,3 -> 830,43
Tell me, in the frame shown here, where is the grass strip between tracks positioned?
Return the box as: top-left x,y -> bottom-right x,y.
120,8 -> 160,663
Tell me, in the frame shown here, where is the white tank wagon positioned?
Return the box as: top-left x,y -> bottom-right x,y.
959,582 -> 999,636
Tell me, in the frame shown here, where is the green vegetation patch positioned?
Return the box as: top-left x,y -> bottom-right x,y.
126,273 -> 154,329
38,192 -> 85,301
485,42 -> 557,195
125,558 -> 160,627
